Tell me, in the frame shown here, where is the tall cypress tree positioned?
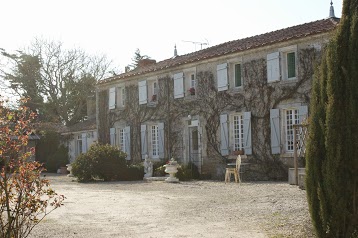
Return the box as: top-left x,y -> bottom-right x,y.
306,0 -> 358,237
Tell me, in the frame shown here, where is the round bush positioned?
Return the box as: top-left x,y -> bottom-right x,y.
72,143 -> 127,182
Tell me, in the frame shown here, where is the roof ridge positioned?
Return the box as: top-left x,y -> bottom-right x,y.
99,18 -> 339,85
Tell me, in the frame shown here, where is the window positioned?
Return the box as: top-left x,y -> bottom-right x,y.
151,125 -> 159,157
234,64 -> 242,87
190,74 -> 195,88
285,109 -> 299,152
116,87 -> 125,108
121,87 -> 125,107
141,123 -> 164,160
267,45 -> 297,82
286,52 -> 296,79
76,135 -> 82,156
220,112 -> 252,156
119,128 -> 125,152
232,114 -> 244,151
148,80 -> 158,102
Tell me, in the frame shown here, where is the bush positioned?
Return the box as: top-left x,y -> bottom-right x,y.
176,162 -> 200,181
121,164 -> 145,181
153,161 -> 167,176
72,143 -> 127,182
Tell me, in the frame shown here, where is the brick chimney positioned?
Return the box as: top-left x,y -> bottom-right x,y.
138,59 -> 156,68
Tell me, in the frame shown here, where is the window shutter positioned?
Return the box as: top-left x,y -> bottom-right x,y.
158,122 -> 165,158
217,63 -> 228,91
173,72 -> 184,98
141,124 -> 147,159
267,52 -> 280,82
138,80 -> 147,105
298,105 -> 308,124
270,109 -> 281,154
81,133 -> 87,153
109,87 -> 116,109
243,112 -> 252,155
110,128 -> 116,146
220,114 -> 229,156
124,126 -> 131,160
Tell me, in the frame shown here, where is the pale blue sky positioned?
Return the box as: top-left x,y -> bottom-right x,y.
1,0 -> 342,72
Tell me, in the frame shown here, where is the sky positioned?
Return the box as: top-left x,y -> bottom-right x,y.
1,0 -> 342,73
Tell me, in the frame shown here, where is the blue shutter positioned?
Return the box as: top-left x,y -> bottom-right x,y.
109,87 -> 116,109
173,72 -> 184,98
81,133 -> 87,153
110,128 -> 116,146
243,112 -> 252,155
217,63 -> 228,91
298,105 -> 308,124
138,80 -> 147,105
267,52 -> 280,82
220,114 -> 229,156
124,126 -> 131,160
158,123 -> 165,158
141,125 -> 147,160
270,109 -> 281,154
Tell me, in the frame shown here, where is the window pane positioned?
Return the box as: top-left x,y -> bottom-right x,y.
287,52 -> 296,78
234,64 -> 242,87
233,115 -> 244,151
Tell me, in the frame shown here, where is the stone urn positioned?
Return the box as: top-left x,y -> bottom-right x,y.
66,164 -> 74,177
164,158 -> 179,183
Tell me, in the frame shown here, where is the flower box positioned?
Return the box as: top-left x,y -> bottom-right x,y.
151,94 -> 157,102
232,150 -> 245,155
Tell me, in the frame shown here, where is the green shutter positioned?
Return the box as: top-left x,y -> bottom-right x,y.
287,52 -> 296,78
235,64 -> 242,87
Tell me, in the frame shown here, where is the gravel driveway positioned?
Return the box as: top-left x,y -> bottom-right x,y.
29,174 -> 315,238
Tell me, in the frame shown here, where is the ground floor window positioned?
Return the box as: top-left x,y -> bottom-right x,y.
151,125 -> 159,157
285,109 -> 299,152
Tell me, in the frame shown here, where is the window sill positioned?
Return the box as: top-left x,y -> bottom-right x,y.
185,94 -> 197,100
228,87 -> 243,94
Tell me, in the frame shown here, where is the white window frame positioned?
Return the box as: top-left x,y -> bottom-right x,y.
151,125 -> 159,158
279,45 -> 297,81
284,108 -> 299,152
121,87 -> 125,107
233,63 -> 243,88
148,79 -> 158,102
119,128 -> 125,152
230,113 -> 244,152
116,86 -> 125,108
76,135 -> 82,156
190,74 -> 196,89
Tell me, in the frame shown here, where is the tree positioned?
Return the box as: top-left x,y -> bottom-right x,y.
306,0 -> 358,237
126,48 -> 150,70
0,39 -> 117,125
0,97 -> 65,238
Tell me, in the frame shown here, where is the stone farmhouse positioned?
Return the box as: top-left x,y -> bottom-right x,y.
90,13 -> 340,179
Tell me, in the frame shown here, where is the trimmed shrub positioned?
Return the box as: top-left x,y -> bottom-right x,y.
153,161 -> 167,176
122,164 -> 145,181
72,143 -> 127,182
176,162 -> 200,181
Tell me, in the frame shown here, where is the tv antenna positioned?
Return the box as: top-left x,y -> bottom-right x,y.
182,39 -> 209,50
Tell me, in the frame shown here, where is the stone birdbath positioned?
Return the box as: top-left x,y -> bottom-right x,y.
164,158 -> 179,183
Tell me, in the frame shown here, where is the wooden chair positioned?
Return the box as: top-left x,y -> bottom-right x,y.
225,155 -> 242,183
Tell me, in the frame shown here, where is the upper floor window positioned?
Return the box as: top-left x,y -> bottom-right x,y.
267,45 -> 297,82
234,63 -> 242,88
285,52 -> 296,79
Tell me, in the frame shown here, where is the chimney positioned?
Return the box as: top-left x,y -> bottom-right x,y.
174,44 -> 178,57
138,59 -> 156,68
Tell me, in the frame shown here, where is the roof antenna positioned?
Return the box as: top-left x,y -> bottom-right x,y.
329,0 -> 336,18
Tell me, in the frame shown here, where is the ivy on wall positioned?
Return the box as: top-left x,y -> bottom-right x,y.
98,48 -> 318,179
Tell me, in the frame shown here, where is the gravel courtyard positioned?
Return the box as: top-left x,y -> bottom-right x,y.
29,174 -> 315,238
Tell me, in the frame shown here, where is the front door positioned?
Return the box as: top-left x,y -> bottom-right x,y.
188,126 -> 201,172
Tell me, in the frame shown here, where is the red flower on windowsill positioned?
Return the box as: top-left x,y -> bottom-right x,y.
188,87 -> 195,95
151,94 -> 157,102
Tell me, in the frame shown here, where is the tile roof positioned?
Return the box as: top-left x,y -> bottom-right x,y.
99,18 -> 339,85
61,118 -> 97,134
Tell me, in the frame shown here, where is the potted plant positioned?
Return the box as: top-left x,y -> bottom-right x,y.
188,87 -> 195,95
151,94 -> 157,102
